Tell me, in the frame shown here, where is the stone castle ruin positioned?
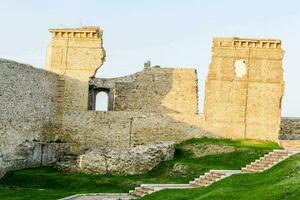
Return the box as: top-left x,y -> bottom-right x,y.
1,26 -> 298,176
204,38 -> 284,141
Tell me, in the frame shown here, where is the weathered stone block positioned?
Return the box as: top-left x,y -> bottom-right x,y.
76,142 -> 175,175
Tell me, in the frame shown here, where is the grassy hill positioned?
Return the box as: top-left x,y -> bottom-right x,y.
141,153 -> 300,200
0,138 -> 281,200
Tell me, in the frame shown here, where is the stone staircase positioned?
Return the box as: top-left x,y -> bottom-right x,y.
241,149 -> 296,173
128,170 -> 241,198
129,149 -> 298,198
189,170 -> 240,187
61,149 -> 299,200
129,184 -> 192,198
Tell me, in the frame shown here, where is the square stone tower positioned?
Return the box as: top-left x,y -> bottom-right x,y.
46,26 -> 105,128
204,38 -> 284,141
46,26 -> 105,110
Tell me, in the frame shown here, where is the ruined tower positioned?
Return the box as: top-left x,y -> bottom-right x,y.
204,38 -> 284,141
46,26 -> 105,127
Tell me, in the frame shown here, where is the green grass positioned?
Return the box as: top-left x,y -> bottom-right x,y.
141,153 -> 300,200
0,137 -> 280,200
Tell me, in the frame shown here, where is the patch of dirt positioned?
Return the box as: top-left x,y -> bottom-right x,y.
182,144 -> 235,158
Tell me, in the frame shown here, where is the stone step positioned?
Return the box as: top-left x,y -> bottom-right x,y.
133,186 -> 153,192
129,186 -> 154,197
190,182 -> 208,187
140,184 -> 191,188
260,157 -> 279,162
241,168 -> 263,173
244,165 -> 264,170
266,155 -> 288,159
204,173 -> 224,178
130,191 -> 146,197
271,151 -> 289,154
247,162 -> 272,168
196,179 -> 213,185
268,152 -> 289,156
260,156 -> 286,162
257,160 -> 278,166
199,176 -> 221,182
189,171 -> 228,188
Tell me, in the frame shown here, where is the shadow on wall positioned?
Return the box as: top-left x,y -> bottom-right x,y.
89,67 -> 199,114
58,67 -> 211,154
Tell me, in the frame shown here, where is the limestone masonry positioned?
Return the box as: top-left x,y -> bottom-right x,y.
0,59 -> 69,176
74,142 -> 175,175
1,26 -> 296,176
204,38 -> 284,141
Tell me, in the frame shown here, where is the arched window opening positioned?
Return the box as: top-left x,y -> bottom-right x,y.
95,91 -> 109,111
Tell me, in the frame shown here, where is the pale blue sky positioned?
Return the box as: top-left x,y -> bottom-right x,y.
1,0 -> 300,116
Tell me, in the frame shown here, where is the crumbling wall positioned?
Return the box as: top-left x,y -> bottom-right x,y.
45,26 -> 207,154
89,68 -> 198,114
46,26 -> 105,114
76,142 -> 175,175
113,68 -> 198,114
58,66 -> 206,153
0,59 -> 67,172
204,38 -> 284,141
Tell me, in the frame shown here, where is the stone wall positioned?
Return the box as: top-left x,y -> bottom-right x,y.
204,38 -> 284,141
89,67 -> 198,114
76,142 -> 175,175
114,68 -> 198,114
46,26 -> 105,115
279,118 -> 300,140
59,111 -> 209,154
0,59 -> 67,172
2,142 -> 69,171
61,65 -> 206,153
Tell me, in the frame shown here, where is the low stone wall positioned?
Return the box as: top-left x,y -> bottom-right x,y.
279,118 -> 300,140
76,142 -> 175,175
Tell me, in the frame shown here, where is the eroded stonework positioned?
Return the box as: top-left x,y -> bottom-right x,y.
75,142 -> 175,175
0,59 -> 69,173
280,118 -> 300,140
44,27 -> 210,154
46,26 -> 105,133
204,38 -> 284,141
0,26 -> 289,177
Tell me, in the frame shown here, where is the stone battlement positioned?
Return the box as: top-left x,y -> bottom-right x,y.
49,26 -> 101,39
213,37 -> 281,49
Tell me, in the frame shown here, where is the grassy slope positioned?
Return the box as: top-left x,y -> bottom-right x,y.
142,154 -> 300,200
0,138 -> 280,200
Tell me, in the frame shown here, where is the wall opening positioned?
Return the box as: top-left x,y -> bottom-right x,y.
95,91 -> 109,111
